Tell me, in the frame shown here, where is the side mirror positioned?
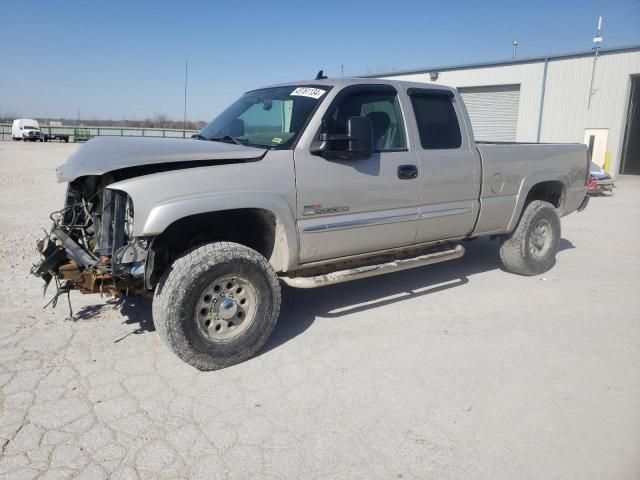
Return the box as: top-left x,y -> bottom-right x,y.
225,118 -> 245,137
311,116 -> 373,160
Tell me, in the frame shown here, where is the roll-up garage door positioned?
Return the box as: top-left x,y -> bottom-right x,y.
458,84 -> 520,142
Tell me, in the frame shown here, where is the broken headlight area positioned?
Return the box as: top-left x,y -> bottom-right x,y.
31,182 -> 151,311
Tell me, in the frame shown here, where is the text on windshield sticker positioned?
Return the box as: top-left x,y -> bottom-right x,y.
290,87 -> 326,99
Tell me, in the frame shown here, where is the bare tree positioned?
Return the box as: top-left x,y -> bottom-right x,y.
153,113 -> 170,128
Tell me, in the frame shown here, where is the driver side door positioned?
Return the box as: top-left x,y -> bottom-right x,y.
294,84 -> 420,264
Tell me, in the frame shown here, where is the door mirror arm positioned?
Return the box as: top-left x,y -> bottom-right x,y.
310,116 -> 374,160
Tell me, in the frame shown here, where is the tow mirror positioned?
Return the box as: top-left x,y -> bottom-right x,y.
311,116 -> 373,160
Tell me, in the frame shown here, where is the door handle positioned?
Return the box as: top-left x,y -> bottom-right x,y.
397,165 -> 418,180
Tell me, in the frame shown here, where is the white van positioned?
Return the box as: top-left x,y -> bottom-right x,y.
12,119 -> 42,141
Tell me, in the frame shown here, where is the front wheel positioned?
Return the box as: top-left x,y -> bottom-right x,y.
153,242 -> 281,371
499,200 -> 561,276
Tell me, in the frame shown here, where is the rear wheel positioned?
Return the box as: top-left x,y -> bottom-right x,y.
499,200 -> 561,276
153,242 -> 281,370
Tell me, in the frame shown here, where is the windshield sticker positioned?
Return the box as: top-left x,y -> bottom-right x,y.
290,87 -> 326,99
272,137 -> 283,144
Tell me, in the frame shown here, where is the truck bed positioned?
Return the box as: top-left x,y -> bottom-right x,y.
472,142 -> 589,236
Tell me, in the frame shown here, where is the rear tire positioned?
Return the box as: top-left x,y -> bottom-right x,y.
499,200 -> 561,276
153,241 -> 281,371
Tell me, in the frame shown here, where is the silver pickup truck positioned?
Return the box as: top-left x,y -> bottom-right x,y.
32,77 -> 590,370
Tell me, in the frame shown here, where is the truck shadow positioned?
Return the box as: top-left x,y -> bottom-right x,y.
77,236 -> 573,350
262,237 -> 576,354
261,237 -> 574,355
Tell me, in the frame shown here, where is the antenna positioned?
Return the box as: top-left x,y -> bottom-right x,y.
512,40 -> 518,58
315,70 -> 327,80
588,16 -> 603,108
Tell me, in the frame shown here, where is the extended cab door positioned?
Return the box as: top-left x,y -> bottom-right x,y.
404,88 -> 480,242
294,84 -> 420,263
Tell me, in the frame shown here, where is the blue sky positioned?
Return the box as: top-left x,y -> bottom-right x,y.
1,0 -> 638,122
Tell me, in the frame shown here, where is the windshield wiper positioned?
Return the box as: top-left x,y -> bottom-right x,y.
191,133 -> 207,140
209,135 -> 244,146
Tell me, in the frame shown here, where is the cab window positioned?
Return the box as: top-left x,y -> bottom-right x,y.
410,93 -> 462,149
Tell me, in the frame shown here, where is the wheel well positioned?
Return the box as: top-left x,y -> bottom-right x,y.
525,181 -> 565,209
147,208 -> 278,287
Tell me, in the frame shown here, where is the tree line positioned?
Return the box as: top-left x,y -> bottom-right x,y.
0,112 -> 207,130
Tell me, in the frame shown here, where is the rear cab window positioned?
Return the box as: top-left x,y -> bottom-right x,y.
408,89 -> 462,149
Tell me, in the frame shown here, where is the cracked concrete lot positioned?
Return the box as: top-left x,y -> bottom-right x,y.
0,141 -> 639,479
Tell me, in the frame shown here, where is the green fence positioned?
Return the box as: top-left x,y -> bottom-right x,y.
0,123 -> 199,142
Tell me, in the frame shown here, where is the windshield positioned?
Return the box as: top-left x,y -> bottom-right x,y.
199,86 -> 329,148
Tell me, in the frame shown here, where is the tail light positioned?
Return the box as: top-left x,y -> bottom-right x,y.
585,150 -> 592,186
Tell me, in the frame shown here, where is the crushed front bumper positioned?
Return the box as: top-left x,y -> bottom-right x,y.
31,228 -> 118,296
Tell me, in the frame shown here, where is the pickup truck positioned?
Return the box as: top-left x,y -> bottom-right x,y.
31,77 -> 590,370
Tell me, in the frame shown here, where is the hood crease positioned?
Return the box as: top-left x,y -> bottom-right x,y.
57,136 -> 267,182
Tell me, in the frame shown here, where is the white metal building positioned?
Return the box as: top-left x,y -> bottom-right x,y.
367,45 -> 640,176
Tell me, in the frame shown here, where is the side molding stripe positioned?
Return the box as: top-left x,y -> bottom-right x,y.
419,207 -> 472,220
303,213 -> 419,233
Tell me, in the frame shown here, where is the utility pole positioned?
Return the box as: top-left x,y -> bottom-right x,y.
512,40 -> 518,58
588,16 -> 603,109
340,64 -> 344,77
183,60 -> 188,138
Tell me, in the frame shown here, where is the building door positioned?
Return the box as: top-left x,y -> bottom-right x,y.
458,84 -> 520,141
621,75 -> 640,174
583,128 -> 609,168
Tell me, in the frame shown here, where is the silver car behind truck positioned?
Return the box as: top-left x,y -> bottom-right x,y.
31,77 -> 590,370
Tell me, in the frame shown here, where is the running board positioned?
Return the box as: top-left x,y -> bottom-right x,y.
280,244 -> 465,288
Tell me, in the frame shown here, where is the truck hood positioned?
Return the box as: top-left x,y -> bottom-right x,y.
56,136 -> 267,182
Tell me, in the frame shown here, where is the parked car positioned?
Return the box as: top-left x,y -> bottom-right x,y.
12,118 -> 42,141
44,132 -> 70,143
587,162 -> 614,194
31,77 -> 590,370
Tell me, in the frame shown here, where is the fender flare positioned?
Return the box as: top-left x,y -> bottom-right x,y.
506,172 -> 569,233
110,185 -> 300,271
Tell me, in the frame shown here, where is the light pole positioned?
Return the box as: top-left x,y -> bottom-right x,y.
588,16 -> 603,109
183,60 -> 188,138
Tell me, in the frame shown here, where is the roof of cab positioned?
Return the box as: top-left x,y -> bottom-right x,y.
251,76 -> 456,94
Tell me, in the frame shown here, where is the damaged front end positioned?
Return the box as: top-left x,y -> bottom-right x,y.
31,180 -> 150,305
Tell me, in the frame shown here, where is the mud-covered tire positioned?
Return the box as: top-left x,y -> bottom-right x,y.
153,241 -> 281,371
499,200 -> 561,276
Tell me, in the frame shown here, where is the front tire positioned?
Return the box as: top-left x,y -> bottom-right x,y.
499,200 -> 561,276
153,242 -> 281,371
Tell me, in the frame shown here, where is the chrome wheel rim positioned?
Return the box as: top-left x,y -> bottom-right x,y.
195,274 -> 257,342
530,219 -> 552,258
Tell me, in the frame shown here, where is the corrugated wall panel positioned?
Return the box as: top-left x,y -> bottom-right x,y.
541,50 -> 640,174
384,49 -> 640,175
384,61 -> 544,141
458,85 -> 520,141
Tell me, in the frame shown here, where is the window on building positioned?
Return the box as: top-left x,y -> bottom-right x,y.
410,94 -> 462,149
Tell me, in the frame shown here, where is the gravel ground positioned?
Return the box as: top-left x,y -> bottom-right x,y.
0,141 -> 639,480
